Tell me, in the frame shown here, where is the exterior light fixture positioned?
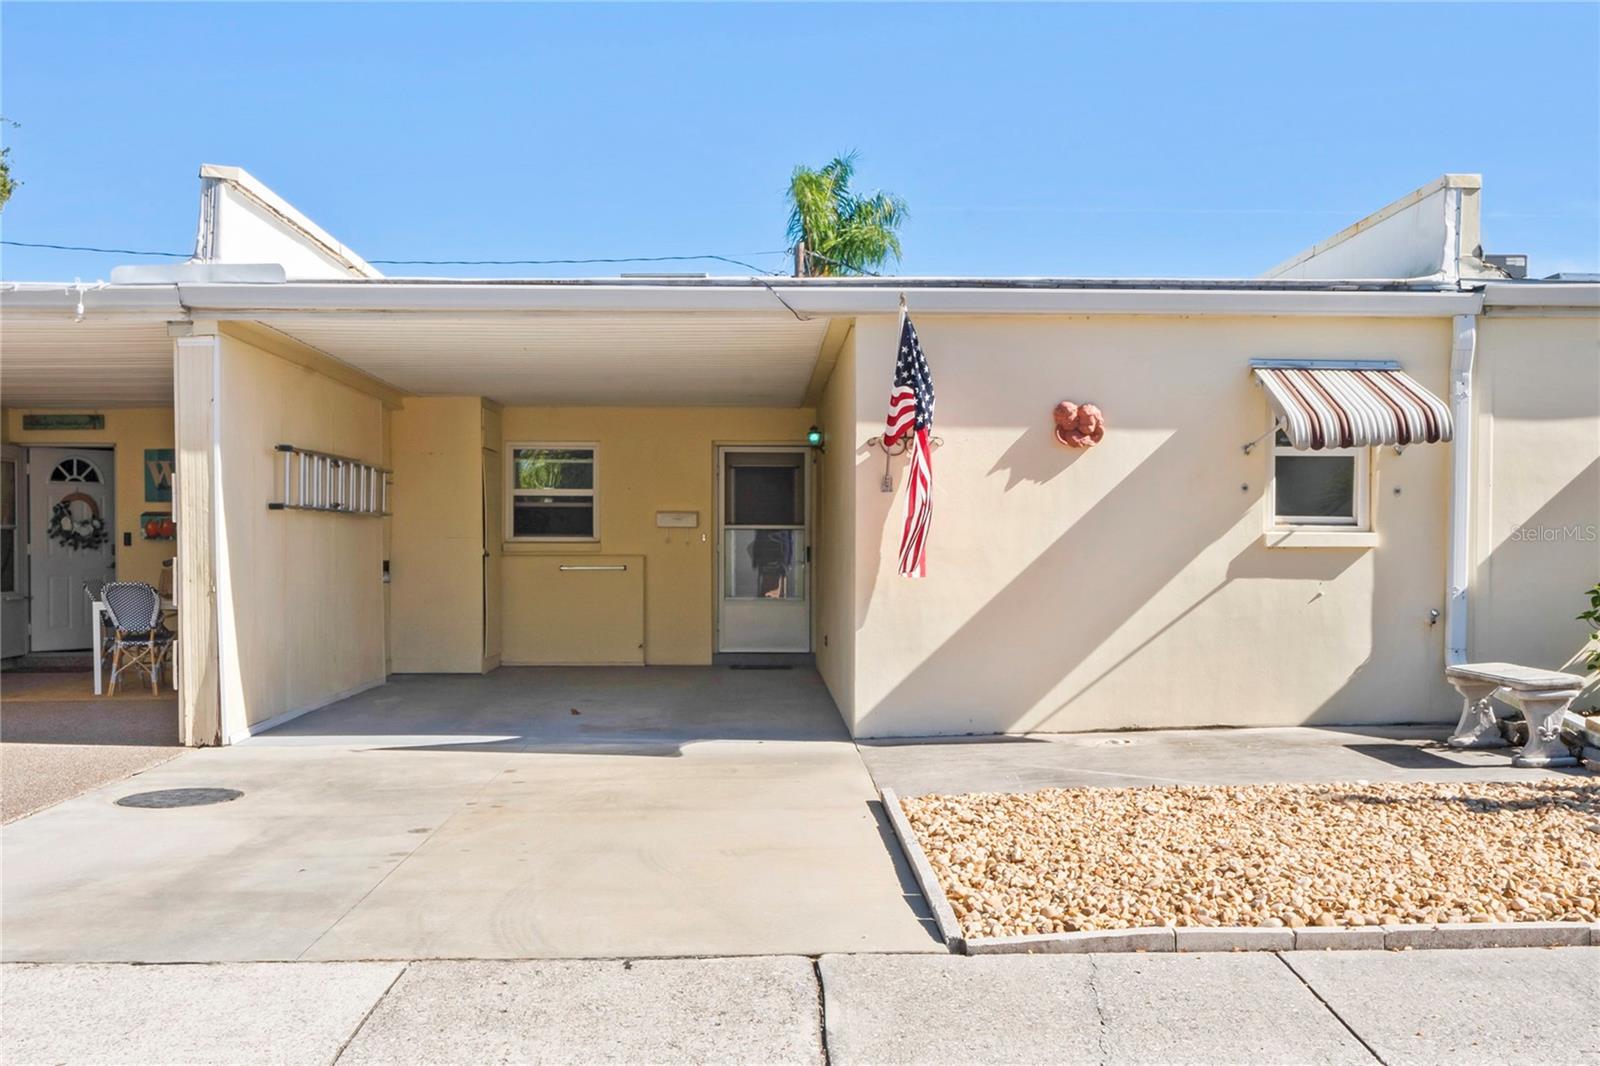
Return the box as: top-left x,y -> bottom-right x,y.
806,425 -> 825,451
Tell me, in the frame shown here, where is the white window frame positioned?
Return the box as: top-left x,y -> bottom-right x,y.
505,442 -> 599,542
1268,427 -> 1371,532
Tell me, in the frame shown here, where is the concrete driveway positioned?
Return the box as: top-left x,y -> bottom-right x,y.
0,668 -> 939,962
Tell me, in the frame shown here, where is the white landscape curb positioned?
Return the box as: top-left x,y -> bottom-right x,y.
878,788 -> 1600,956
878,788 -> 966,953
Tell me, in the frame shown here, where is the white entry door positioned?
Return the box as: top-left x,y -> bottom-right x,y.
717,447 -> 810,653
1,445 -> 27,658
27,447 -> 115,651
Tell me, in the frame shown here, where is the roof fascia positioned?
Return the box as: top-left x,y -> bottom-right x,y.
171,282 -> 1484,318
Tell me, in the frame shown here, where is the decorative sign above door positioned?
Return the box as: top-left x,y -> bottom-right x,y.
22,413 -> 104,431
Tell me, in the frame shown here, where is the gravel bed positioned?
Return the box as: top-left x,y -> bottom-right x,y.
900,781 -> 1600,940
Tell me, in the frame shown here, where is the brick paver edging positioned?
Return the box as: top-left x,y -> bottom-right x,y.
878,788 -> 1600,956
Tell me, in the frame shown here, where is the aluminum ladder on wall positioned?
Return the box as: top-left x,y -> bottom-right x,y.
267,443 -> 391,517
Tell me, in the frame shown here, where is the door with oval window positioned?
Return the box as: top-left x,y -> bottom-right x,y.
27,448 -> 115,652
716,447 -> 810,653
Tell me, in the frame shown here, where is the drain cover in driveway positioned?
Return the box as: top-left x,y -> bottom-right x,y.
115,788 -> 243,809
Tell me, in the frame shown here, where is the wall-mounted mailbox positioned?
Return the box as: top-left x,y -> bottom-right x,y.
656,511 -> 699,529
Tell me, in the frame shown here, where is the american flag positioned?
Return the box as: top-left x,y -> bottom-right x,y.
883,312 -> 935,577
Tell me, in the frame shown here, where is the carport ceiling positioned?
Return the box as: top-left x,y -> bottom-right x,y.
265,313 -> 834,406
0,319 -> 175,407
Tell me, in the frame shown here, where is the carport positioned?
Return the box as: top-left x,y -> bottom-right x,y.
1,278 -> 859,751
1,310 -> 184,811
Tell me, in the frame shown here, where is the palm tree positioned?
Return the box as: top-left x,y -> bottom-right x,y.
786,152 -> 907,276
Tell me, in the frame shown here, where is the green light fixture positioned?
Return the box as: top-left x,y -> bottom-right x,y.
806,425 -> 824,450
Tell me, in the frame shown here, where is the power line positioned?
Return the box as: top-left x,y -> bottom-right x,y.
369,252 -> 788,274
1,239 -> 792,275
2,239 -> 190,258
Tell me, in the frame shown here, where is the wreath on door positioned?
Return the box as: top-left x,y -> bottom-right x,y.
48,492 -> 109,551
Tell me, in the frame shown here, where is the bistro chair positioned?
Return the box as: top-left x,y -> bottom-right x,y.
102,581 -> 174,696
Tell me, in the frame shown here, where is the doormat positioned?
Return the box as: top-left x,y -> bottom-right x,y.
729,664 -> 794,670
3,654 -> 94,673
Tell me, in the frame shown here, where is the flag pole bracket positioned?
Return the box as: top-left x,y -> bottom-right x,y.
866,435 -> 944,455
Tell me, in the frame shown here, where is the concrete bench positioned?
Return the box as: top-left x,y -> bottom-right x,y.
1446,662 -> 1586,768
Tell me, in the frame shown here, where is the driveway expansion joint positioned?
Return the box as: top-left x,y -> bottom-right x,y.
330,962 -> 409,1065
1276,951 -> 1387,1065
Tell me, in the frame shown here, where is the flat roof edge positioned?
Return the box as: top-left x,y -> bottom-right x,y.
1,280 -> 1489,318
1480,281 -> 1600,308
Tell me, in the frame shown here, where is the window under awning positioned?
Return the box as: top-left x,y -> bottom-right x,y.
1251,360 -> 1453,451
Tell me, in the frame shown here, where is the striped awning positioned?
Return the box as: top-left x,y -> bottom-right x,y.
1252,361 -> 1453,451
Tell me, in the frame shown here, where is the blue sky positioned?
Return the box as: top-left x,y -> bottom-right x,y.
2,3 -> 1596,280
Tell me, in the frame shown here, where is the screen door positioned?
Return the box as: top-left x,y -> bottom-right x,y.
717,448 -> 809,652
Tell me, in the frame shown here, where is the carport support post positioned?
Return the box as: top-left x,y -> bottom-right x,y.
172,326 -> 223,746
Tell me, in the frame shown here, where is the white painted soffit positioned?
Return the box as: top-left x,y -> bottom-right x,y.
264,313 -> 831,406
0,318 -> 175,407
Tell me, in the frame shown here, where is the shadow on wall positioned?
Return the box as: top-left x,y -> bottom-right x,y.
989,425 -> 1089,488
853,427 -> 1091,620
859,426 -> 1250,735
855,427 -> 1456,737
1476,456 -> 1600,679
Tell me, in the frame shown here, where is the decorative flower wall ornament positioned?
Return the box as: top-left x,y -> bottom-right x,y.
1053,401 -> 1107,448
47,493 -> 108,551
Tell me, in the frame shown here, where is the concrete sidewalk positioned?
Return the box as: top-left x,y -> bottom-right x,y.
4,948 -> 1595,1065
858,723 -> 1588,796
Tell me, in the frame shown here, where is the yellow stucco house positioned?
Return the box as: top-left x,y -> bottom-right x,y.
2,167 -> 1595,745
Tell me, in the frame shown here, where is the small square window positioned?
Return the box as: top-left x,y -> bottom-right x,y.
507,444 -> 597,541
1271,429 -> 1369,529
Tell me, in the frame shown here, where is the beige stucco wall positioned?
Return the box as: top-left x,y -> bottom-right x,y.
214,331 -> 388,733
814,328 -> 857,716
1470,315 -> 1600,689
496,406 -> 816,665
846,313 -> 1461,737
1,407 -> 175,589
388,396 -> 490,673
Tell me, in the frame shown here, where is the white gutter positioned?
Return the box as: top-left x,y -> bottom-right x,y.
0,282 -> 189,318
3,277 -> 1503,320
178,284 -> 1486,318
1444,313 -> 1477,666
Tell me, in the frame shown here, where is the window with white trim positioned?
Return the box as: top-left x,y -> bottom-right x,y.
1270,430 -> 1370,529
507,444 -> 597,540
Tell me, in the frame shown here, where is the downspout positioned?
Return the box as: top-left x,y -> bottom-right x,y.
1444,312 -> 1476,665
